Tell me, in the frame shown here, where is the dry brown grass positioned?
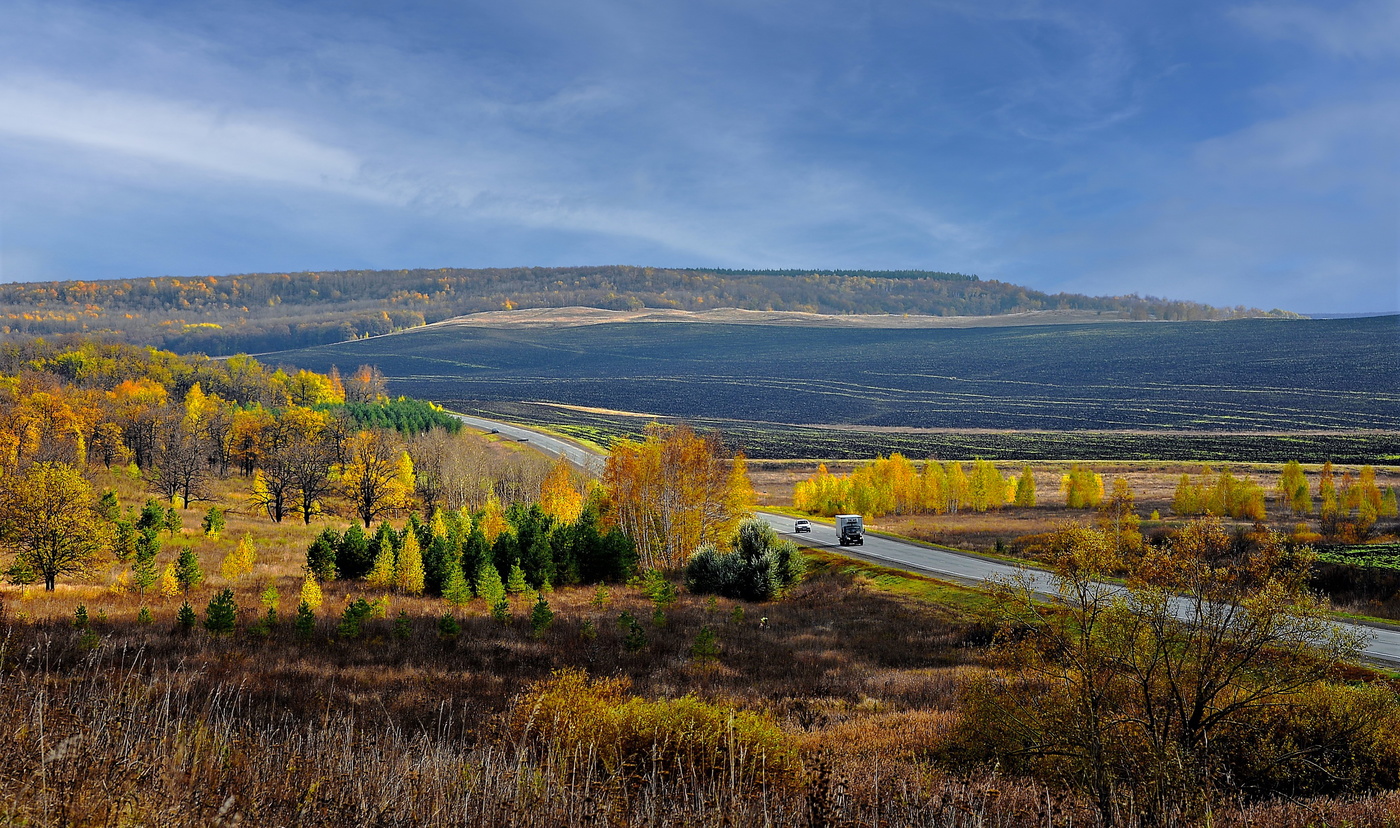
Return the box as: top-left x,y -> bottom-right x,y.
3,464 -> 1398,825
2,558 -> 1398,825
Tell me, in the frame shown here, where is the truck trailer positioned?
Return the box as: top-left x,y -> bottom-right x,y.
835,514 -> 864,546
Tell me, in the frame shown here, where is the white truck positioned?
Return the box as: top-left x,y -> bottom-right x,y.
835,514 -> 864,546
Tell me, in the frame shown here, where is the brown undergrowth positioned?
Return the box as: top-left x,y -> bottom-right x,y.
0,565 -> 1397,825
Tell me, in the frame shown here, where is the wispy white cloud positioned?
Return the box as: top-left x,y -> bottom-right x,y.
0,77 -> 384,198
1231,0 -> 1400,60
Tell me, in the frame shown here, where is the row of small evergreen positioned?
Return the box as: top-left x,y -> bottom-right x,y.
303,503 -> 638,603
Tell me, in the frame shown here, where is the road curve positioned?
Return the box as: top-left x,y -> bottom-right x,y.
449,411 -> 1400,666
450,412 -> 603,472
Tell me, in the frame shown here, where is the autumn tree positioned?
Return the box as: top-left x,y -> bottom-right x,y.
339,429 -> 415,526
0,462 -> 113,590
284,423 -> 340,525
14,388 -> 96,467
344,365 -> 388,404
1061,464 -> 1104,509
968,458 -> 1008,512
1317,460 -> 1339,517
1014,465 -> 1037,507
409,427 -> 452,514
1276,460 -> 1309,516
603,424 -> 754,570
109,378 -> 167,469
793,463 -> 845,516
1097,477 -> 1142,554
974,520 -> 1366,826
395,528 -> 426,595
539,455 -> 584,524
367,529 -> 397,588
90,421 -> 128,468
228,406 -> 273,477
283,369 -> 343,407
221,533 -> 256,581
945,462 -> 969,513
251,406 -> 335,524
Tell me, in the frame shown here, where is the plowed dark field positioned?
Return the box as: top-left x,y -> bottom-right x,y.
265,315 -> 1399,460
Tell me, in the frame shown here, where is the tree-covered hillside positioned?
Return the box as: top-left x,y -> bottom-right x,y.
0,266 -> 1287,355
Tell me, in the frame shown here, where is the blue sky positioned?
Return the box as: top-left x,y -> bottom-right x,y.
0,0 -> 1394,314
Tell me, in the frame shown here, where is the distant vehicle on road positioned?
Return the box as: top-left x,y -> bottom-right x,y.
793,519 -> 811,533
835,514 -> 864,546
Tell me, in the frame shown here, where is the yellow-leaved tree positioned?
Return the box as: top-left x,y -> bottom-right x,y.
0,461 -> 112,591
395,528 -> 425,595
338,430 -> 415,527
477,496 -> 510,543
539,455 -> 584,524
220,533 -> 257,581
299,571 -> 324,611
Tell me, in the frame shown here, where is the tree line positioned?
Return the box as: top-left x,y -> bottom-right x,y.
1173,461 -> 1397,537
794,455 -> 1039,517
797,455 -> 1398,535
0,335 -> 763,594
0,266 -> 1292,355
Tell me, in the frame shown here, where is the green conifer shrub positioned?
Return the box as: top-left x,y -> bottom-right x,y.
690,626 -> 721,662
530,595 -> 554,638
174,547 -> 203,592
392,610 -> 412,640
338,598 -> 375,638
201,506 -> 226,538
176,601 -> 197,632
306,528 -> 340,581
294,601 -> 316,640
204,588 -> 237,634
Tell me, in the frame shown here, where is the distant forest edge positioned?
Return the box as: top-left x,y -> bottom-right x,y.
0,265 -> 1293,356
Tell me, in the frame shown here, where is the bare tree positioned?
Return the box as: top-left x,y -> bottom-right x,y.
976,520 -> 1367,827
149,409 -> 210,507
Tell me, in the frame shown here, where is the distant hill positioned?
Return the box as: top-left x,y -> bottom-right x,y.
0,265 -> 1292,355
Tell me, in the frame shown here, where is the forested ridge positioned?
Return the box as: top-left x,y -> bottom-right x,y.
0,265 -> 1288,355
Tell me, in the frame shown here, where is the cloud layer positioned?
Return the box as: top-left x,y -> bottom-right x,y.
0,0 -> 1393,313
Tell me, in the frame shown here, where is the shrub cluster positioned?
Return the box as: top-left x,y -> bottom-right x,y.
684,519 -> 805,602
508,669 -> 799,784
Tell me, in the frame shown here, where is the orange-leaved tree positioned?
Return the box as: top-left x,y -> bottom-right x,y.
603,423 -> 753,570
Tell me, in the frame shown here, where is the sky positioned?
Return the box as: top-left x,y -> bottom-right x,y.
0,0 -> 1395,314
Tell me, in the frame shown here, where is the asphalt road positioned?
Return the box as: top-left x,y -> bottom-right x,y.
451,412 -> 604,473
450,410 -> 1400,666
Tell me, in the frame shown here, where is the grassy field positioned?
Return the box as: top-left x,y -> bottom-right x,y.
263,316 -> 1399,462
